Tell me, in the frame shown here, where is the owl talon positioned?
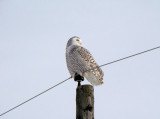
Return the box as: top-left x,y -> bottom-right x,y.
74,73 -> 84,82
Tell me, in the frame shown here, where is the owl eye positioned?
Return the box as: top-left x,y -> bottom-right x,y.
76,39 -> 79,41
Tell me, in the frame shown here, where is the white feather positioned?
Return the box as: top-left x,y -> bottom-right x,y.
84,72 -> 103,86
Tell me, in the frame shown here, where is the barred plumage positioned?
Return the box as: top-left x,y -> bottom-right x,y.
66,36 -> 104,86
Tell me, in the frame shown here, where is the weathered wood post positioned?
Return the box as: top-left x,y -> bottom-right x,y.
76,84 -> 94,119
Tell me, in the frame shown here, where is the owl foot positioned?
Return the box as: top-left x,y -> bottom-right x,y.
74,73 -> 84,86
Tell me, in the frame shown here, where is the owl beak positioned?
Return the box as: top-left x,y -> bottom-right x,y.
79,40 -> 82,46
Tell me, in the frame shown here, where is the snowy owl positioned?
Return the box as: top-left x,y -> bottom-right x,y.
66,36 -> 104,86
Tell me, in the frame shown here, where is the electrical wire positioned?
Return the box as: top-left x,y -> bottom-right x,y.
99,46 -> 160,68
0,45 -> 159,117
0,77 -> 72,117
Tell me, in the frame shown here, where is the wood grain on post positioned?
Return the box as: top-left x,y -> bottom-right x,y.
76,85 -> 94,119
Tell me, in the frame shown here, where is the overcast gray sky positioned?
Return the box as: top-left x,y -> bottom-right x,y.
0,0 -> 160,119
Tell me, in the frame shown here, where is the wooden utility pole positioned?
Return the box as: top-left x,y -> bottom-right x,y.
76,84 -> 94,119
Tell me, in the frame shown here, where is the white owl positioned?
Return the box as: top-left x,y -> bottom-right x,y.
66,36 -> 104,86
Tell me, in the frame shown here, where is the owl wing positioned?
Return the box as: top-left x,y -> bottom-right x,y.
68,46 -> 104,86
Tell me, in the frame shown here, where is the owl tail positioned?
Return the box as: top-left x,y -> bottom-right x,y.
84,72 -> 103,86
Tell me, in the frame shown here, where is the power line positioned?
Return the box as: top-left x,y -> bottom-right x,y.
0,77 -> 72,117
99,46 -> 160,68
0,45 -> 160,117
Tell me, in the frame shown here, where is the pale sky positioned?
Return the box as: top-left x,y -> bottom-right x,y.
0,0 -> 160,119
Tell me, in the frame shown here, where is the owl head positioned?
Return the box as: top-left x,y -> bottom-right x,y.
67,36 -> 82,47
